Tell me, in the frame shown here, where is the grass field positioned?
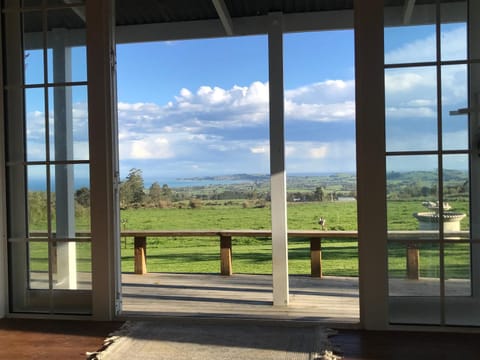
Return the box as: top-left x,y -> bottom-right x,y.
28,199 -> 471,278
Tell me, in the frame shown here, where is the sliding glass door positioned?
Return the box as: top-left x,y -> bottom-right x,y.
385,0 -> 480,326
3,0 -> 92,314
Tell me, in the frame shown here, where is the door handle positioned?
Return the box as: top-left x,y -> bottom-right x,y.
449,92 -> 480,116
449,107 -> 479,116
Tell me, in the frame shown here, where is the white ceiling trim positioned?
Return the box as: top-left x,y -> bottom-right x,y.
64,0 -> 86,22
402,0 -> 416,25
211,0 -> 234,36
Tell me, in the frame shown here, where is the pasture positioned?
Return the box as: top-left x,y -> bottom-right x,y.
27,199 -> 471,278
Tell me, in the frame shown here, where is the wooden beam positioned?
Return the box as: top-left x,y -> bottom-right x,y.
220,235 -> 233,276
407,245 -> 420,280
403,0 -> 416,25
310,238 -> 322,278
134,236 -> 147,275
211,0 -> 234,36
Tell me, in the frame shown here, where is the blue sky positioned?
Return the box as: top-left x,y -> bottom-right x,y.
24,24 -> 470,186
115,30 -> 357,183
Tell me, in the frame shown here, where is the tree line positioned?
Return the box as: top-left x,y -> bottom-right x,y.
114,168 -> 355,209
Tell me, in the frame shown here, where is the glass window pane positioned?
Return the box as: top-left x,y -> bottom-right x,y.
50,163 -> 90,236
71,44 -> 87,82
27,165 -> 48,234
76,241 -> 91,290
46,8 -> 86,84
74,165 -> 90,233
384,24 -> 436,65
25,87 -> 46,161
441,2 -> 467,62
387,155 -> 439,237
443,65 -> 468,151
48,85 -> 89,161
389,243 -> 440,296
445,243 -> 470,297
53,241 -> 85,289
443,154 -> 469,235
385,67 -> 437,152
29,241 -> 50,290
389,242 -> 441,325
23,11 -> 44,85
444,242 -> 479,326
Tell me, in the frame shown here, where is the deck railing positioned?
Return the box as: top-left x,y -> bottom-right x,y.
120,230 -> 469,278
31,229 -> 469,279
121,230 -> 357,277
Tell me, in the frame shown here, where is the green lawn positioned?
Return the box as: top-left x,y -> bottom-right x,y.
27,199 -> 472,278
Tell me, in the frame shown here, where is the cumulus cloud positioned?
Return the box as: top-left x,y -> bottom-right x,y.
25,26 -> 470,177
285,141 -> 356,173
25,102 -> 89,161
385,26 -> 467,115
285,80 -> 355,122
385,26 -> 466,64
116,79 -> 358,167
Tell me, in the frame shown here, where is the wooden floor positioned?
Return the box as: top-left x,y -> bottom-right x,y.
1,318 -> 480,359
0,318 -> 122,360
121,272 -> 360,324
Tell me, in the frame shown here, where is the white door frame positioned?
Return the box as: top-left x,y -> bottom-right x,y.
87,0 -> 120,320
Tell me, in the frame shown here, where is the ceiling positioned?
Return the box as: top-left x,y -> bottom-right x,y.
115,0 -> 354,27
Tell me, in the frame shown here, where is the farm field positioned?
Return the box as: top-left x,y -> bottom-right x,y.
27,199 -> 471,277
116,199 -> 470,278
26,169 -> 472,278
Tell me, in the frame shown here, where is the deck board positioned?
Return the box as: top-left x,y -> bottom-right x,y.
121,273 -> 360,324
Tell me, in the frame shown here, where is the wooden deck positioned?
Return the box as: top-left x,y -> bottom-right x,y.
121,273 -> 360,324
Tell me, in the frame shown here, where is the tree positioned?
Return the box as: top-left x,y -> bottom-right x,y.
161,184 -> 172,199
149,182 -> 162,205
75,187 -> 90,207
314,186 -> 325,201
120,168 -> 145,207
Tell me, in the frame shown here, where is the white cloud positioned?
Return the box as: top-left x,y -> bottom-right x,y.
385,26 -> 466,64
386,106 -> 436,119
121,136 -> 174,160
285,80 -> 355,122
384,27 -> 467,121
25,102 -> 89,161
250,146 -> 268,154
285,141 -> 356,173
309,146 -> 328,159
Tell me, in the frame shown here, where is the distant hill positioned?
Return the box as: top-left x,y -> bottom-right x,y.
178,174 -> 270,182
387,169 -> 468,182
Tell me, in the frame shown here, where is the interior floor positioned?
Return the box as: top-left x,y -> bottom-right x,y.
1,318 -> 480,359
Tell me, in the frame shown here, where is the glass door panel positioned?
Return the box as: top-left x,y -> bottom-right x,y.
384,0 -> 479,326
3,0 -> 91,314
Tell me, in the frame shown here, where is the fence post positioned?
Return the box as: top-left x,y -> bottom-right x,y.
407,243 -> 419,280
134,236 -> 147,275
310,238 -> 322,278
220,235 -> 232,276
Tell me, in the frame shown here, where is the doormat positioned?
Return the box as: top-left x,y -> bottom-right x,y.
86,320 -> 342,360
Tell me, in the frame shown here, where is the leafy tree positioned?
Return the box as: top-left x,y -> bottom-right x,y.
75,187 -> 90,207
120,168 -> 145,207
161,184 -> 172,199
149,182 -> 162,205
314,186 -> 325,201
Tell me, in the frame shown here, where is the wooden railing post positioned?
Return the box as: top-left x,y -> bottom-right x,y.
134,236 -> 147,275
406,243 -> 419,280
220,235 -> 232,276
310,238 -> 322,278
